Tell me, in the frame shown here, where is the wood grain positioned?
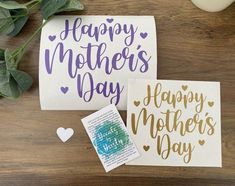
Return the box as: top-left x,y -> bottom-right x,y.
0,0 -> 235,185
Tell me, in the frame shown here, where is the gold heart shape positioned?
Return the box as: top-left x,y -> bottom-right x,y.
143,145 -> 150,151
134,101 -> 140,107
182,85 -> 188,91
199,140 -> 205,146
208,101 -> 214,107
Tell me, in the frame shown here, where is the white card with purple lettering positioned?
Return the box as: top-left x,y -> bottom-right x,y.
126,79 -> 221,167
39,16 -> 157,110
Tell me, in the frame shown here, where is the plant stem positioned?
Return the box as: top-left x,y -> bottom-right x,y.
9,19 -> 50,63
24,0 -> 42,7
21,20 -> 49,51
27,0 -> 41,11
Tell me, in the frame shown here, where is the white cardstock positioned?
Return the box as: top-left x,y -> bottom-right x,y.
39,16 -> 157,110
82,104 -> 140,172
126,79 -> 221,167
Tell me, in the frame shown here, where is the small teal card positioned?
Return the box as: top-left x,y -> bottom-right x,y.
82,104 -> 139,172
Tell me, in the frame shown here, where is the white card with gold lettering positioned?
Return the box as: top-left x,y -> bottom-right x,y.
39,16 -> 157,110
126,79 -> 221,167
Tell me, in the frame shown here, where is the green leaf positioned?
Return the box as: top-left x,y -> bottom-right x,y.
0,1 -> 28,36
8,9 -> 28,36
9,70 -> 33,91
5,48 -> 24,70
40,0 -> 67,20
0,7 -> 14,35
0,49 -> 32,98
0,59 -> 9,84
0,50 -> 20,98
0,1 -> 27,10
57,0 -> 84,12
0,75 -> 21,98
0,54 -> 14,98
0,48 -> 4,60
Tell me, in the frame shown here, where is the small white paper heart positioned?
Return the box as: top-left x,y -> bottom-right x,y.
56,127 -> 74,143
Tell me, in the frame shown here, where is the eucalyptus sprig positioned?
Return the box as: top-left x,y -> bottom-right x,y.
0,0 -> 84,99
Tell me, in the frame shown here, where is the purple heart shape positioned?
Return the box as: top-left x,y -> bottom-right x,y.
48,35 -> 56,41
106,18 -> 114,23
140,32 -> 148,39
60,87 -> 69,94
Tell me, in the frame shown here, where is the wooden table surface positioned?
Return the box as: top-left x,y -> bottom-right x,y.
0,0 -> 235,185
